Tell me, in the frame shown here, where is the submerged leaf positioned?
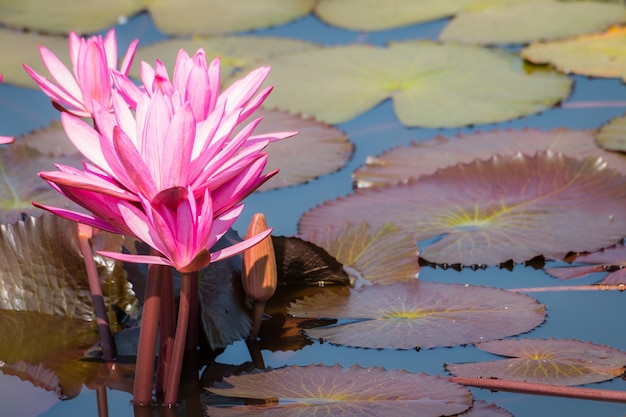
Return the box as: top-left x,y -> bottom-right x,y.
288,281 -> 545,350
439,0 -> 626,45
353,128 -> 626,188
263,41 -> 571,127
0,370 -> 59,417
148,0 -> 315,35
301,152 -> 626,265
446,338 -> 626,386
521,26 -> 626,81
207,364 -> 472,417
303,222 -> 419,286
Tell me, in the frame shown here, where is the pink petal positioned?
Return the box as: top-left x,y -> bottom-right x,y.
211,227 -> 272,263
119,38 -> 139,76
38,46 -> 82,102
33,203 -> 124,234
97,251 -> 174,267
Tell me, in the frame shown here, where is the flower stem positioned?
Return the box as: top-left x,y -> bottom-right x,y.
186,270 -> 199,351
510,284 -> 626,292
156,266 -> 174,400
249,301 -> 267,340
77,223 -> 116,361
164,272 -> 192,406
132,262 -> 163,406
450,376 -> 626,403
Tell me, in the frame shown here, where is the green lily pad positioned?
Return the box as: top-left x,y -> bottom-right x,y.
288,281 -> 545,349
445,338 -> 626,385
353,128 -> 626,188
313,0 -> 488,31
206,364 -> 473,417
132,37 -> 319,82
302,222 -> 419,286
596,112 -> 626,152
148,0 -> 315,36
263,41 -> 572,128
439,0 -> 626,45
0,0 -> 143,34
521,26 -> 626,81
300,152 -> 626,266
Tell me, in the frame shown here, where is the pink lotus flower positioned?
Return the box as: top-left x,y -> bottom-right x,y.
36,47 -> 296,271
0,75 -> 14,145
24,29 -> 138,117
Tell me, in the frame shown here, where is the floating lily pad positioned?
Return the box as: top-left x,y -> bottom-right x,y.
302,222 -> 419,286
445,338 -> 626,386
545,243 -> 626,285
439,0 -> 626,45
459,401 -> 513,417
132,37 -> 319,82
0,0 -> 143,34
252,110 -> 353,191
149,0 -> 315,36
301,152 -> 626,265
353,128 -> 626,188
596,112 -> 626,152
16,121 -> 79,156
206,364 -> 473,417
263,41 -> 572,127
0,213 -> 134,325
521,26 -> 626,81
314,0 -> 479,31
0,29 -> 72,88
287,281 -> 545,350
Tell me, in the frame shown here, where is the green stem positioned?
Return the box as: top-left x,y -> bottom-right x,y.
164,272 -> 192,406
132,261 -> 163,406
77,224 -> 116,361
450,376 -> 626,403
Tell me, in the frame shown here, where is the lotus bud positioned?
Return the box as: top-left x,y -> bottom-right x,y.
242,213 -> 277,303
242,213 -> 277,339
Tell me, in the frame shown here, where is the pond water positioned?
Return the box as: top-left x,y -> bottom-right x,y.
1,8 -> 626,417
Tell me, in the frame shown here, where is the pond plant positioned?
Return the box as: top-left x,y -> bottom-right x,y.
1,1 -> 626,417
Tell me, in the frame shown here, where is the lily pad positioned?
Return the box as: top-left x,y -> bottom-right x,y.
0,0 -> 143,34
132,37 -> 319,82
15,121 -> 79,156
251,110 -> 353,191
521,26 -> 626,81
148,0 -> 315,36
263,41 -> 572,127
0,29 -> 72,88
353,128 -> 626,188
301,152 -> 626,265
302,221 -> 420,286
439,0 -> 626,45
206,364 -> 473,417
596,112 -> 626,152
459,401 -> 513,417
0,213 -> 134,325
287,281 -> 545,350
445,338 -> 626,385
544,243 -> 626,285
313,0 -> 487,31
0,370 -> 60,417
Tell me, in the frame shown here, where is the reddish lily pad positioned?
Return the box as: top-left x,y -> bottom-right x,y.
287,281 -> 545,350
149,0 -> 315,36
521,26 -> 626,81
302,222 -> 419,286
301,152 -> 626,265
15,121 -> 78,156
596,112 -> 626,152
263,41 -> 571,128
252,110 -> 353,191
545,243 -> 626,285
353,128 -> 626,188
445,338 -> 626,386
206,364 -> 473,417
458,401 -> 513,417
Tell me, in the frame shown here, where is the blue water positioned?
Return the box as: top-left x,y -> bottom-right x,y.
1,9 -> 625,417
